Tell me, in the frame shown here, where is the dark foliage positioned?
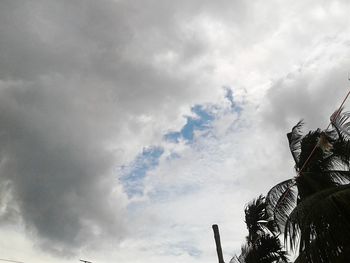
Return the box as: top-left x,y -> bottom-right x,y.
231,196 -> 288,263
266,110 -> 350,262
245,195 -> 277,244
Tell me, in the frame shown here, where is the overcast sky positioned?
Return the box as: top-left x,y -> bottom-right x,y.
1,1 -> 350,262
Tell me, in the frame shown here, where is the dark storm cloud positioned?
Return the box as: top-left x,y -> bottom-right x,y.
0,0 -> 130,80
0,81 -> 127,255
0,0 -> 229,255
0,0 -> 224,114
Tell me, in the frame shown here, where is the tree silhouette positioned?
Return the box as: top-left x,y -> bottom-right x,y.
231,195 -> 288,263
266,110 -> 350,262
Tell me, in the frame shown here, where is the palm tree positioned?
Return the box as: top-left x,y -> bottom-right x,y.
266,110 -> 350,262
244,195 -> 277,245
231,195 -> 288,263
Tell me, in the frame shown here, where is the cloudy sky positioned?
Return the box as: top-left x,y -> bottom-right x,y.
1,0 -> 350,262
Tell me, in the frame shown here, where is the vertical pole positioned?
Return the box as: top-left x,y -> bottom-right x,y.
212,224 -> 225,263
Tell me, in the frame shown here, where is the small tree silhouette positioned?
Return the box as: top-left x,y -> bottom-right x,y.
231,195 -> 288,263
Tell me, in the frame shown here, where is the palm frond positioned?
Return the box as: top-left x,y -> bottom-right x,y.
297,130 -> 323,171
232,243 -> 253,263
293,240 -> 350,263
287,120 -> 304,165
296,170 -> 338,200
230,254 -> 244,263
285,184 -> 350,261
254,234 -> 289,263
266,179 -> 297,232
235,235 -> 289,263
250,235 -> 289,263
330,108 -> 350,140
331,139 -> 350,167
245,195 -> 277,243
322,170 -> 350,184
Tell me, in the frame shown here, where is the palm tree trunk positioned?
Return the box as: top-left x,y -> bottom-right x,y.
212,224 -> 225,263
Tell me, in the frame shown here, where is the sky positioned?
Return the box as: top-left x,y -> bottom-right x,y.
1,0 -> 350,262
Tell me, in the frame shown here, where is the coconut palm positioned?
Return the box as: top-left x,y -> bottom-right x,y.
231,196 -> 288,263
244,195 -> 277,245
266,110 -> 350,262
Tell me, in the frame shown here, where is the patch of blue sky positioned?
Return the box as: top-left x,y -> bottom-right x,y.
164,104 -> 215,143
120,146 -> 164,198
121,88 -> 243,199
164,88 -> 243,144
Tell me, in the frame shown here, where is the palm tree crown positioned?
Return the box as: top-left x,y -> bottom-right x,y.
266,110 -> 350,262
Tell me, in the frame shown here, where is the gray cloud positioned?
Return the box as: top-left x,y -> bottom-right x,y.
263,37 -> 350,131
0,80 -> 127,255
0,0 -> 221,256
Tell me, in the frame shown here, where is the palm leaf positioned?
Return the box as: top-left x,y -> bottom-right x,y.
245,195 -> 277,243
323,170 -> 350,184
234,235 -> 289,263
293,240 -> 350,263
287,121 -> 304,165
331,138 -> 350,167
266,179 -> 297,232
285,184 -> 350,261
297,129 -> 324,171
252,234 -> 289,263
330,108 -> 350,140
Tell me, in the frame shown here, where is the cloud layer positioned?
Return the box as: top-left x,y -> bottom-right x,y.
1,0 -> 350,262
